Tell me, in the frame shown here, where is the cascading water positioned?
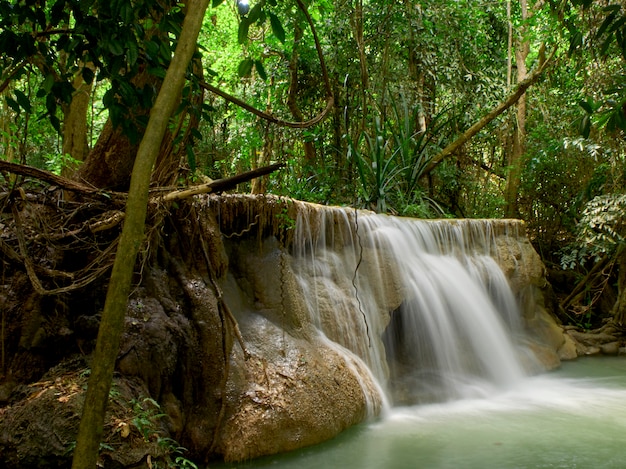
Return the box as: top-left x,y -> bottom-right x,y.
291,207 -> 534,406
211,196 -> 626,469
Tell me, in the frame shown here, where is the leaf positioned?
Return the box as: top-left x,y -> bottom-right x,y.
255,60 -> 267,80
41,73 -> 55,93
238,18 -> 250,44
248,4 -> 262,23
120,2 -> 134,23
126,38 -> 139,66
577,115 -> 591,139
45,92 -> 57,116
237,58 -> 254,78
186,145 -> 196,173
596,11 -> 618,39
191,128 -> 203,141
212,0 -> 226,6
602,4 -> 622,13
269,12 -> 285,43
568,31 -> 583,56
108,38 -> 124,56
578,99 -> 594,115
5,97 -> 20,114
13,89 -> 31,113
82,66 -> 95,85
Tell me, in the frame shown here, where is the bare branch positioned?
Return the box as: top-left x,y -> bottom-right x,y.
422,44 -> 556,177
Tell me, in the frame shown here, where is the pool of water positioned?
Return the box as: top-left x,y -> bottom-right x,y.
212,357 -> 626,469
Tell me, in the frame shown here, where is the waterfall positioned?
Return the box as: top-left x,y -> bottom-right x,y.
291,207 -> 532,406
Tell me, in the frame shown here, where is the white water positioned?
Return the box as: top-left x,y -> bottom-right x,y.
292,209 -> 532,407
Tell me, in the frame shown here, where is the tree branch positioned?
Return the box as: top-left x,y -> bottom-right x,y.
422,44 -> 556,177
155,163 -> 285,203
200,0 -> 334,130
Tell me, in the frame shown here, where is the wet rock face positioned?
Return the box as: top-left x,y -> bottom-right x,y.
218,236 -> 382,462
492,227 -> 567,370
216,314 -> 380,462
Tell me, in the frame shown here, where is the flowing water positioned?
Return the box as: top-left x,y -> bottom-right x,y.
292,210 -> 533,406
216,205 -> 626,468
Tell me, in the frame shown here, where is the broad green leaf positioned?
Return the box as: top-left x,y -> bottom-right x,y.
578,99 -> 594,115
212,0 -> 226,6
82,66 -> 95,85
127,38 -> 139,66
108,38 -> 124,56
191,128 -> 203,141
238,18 -> 250,44
13,89 -> 31,113
41,74 -> 55,93
248,4 -> 262,23
269,12 -> 285,43
596,11 -> 617,39
186,145 -> 197,173
255,60 -> 267,80
602,5 -> 622,13
120,2 -> 134,23
237,58 -> 254,78
578,114 -> 591,139
46,93 -> 57,116
5,97 -> 20,114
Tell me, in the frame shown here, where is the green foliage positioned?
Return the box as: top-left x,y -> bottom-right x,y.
130,397 -> 165,441
575,193 -> 626,261
128,397 -> 197,469
562,1 -> 626,136
519,138 -> 595,245
45,153 -> 83,175
0,0 -> 186,138
347,95 -> 452,215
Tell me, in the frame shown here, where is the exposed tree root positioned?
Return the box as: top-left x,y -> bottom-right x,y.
0,161 -> 284,296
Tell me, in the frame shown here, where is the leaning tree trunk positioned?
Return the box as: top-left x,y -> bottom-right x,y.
70,1 -> 211,467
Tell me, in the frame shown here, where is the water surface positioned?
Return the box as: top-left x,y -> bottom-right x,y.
214,357 -> 626,469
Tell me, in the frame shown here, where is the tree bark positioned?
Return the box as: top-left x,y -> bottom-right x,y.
287,23 -> 316,166
62,64 -> 94,177
351,0 -> 369,136
613,246 -> 626,325
504,0 -> 530,218
70,1 -> 211,467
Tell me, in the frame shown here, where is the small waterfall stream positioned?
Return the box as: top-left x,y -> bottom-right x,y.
291,207 -> 533,407
211,196 -> 626,468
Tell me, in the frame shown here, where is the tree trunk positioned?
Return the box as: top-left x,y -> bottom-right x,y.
73,2 -> 187,190
251,124 -> 274,194
74,119 -> 139,189
62,64 -> 94,177
613,246 -> 626,325
504,0 -> 530,218
287,23 -> 316,166
1,84 -> 17,165
70,2 -> 210,467
404,0 -> 428,132
351,0 -> 369,135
